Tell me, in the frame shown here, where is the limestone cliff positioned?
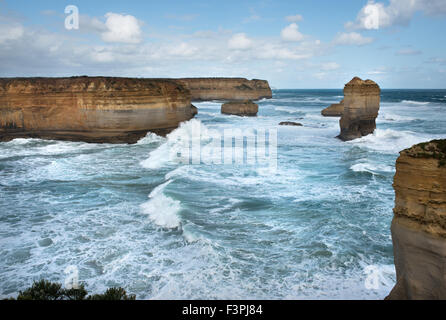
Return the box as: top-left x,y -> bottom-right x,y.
387,140 -> 446,300
176,78 -> 272,102
321,100 -> 344,117
0,77 -> 196,143
338,77 -> 380,141
221,100 -> 258,116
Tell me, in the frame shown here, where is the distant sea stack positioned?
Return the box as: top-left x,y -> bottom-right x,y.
338,77 -> 380,141
176,78 -> 272,102
221,100 -> 259,116
321,100 -> 344,117
387,140 -> 446,300
0,77 -> 196,144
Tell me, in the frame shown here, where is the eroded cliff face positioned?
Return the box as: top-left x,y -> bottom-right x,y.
0,77 -> 196,143
338,77 -> 380,141
221,100 -> 259,116
387,140 -> 446,300
176,78 -> 272,102
321,100 -> 344,117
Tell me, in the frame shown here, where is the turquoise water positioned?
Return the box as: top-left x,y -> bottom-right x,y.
1,89 -> 445,299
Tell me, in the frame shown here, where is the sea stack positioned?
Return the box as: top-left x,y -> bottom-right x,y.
338,77 -> 380,141
221,100 -> 259,116
0,77 -> 196,144
321,100 -> 344,117
387,140 -> 446,300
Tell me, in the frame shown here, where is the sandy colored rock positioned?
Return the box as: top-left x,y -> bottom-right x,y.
177,78 -> 272,102
338,77 -> 380,141
321,100 -> 344,117
0,77 -> 196,143
221,100 -> 258,116
387,140 -> 446,300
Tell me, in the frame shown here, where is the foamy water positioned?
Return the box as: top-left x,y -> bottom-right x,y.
0,89 -> 445,299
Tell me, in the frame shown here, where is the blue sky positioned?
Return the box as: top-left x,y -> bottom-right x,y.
0,0 -> 445,88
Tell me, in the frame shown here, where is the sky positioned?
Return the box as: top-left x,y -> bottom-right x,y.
0,0 -> 445,88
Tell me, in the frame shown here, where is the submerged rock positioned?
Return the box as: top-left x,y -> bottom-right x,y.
338,77 -> 380,141
387,140 -> 446,299
321,100 -> 344,117
279,121 -> 302,126
221,100 -> 259,116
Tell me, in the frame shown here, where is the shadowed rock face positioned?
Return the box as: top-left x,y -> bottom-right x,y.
387,140 -> 446,300
279,121 -> 302,126
338,77 -> 380,141
321,100 -> 344,117
177,78 -> 272,101
221,100 -> 258,116
0,77 -> 196,143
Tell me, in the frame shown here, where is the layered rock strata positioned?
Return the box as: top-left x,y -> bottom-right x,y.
338,77 -> 380,141
0,77 -> 196,143
387,140 -> 446,300
321,100 -> 344,117
221,100 -> 259,116
177,78 -> 272,101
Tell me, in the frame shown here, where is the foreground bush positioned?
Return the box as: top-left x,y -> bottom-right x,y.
11,279 -> 136,300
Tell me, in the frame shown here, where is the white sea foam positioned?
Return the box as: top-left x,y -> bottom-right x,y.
140,119 -> 212,169
348,129 -> 437,153
136,132 -> 165,145
350,162 -> 394,174
378,112 -> 416,122
140,180 -> 182,229
275,106 -> 303,114
401,100 -> 429,105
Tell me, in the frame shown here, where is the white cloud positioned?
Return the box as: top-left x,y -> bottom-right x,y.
320,62 -> 340,71
427,57 -> 446,65
0,24 -> 24,43
0,15 -> 328,82
396,49 -> 422,56
285,14 -> 303,23
281,23 -> 304,42
244,14 -> 261,23
228,33 -> 253,50
333,32 -> 374,46
169,42 -> 198,57
79,15 -> 107,33
101,13 -> 143,44
347,0 -> 446,30
91,50 -> 114,63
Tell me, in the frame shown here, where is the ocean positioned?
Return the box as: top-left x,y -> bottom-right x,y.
1,89 -> 445,299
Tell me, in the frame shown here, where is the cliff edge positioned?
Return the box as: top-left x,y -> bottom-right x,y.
176,78 -> 272,102
387,140 -> 446,299
0,77 -> 196,143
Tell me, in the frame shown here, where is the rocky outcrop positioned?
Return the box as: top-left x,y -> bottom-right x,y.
387,140 -> 446,300
321,100 -> 344,117
338,77 -> 380,141
279,121 -> 302,126
221,100 -> 258,116
0,77 -> 196,143
177,78 -> 272,102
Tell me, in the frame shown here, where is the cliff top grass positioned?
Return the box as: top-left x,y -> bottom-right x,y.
404,139 -> 446,167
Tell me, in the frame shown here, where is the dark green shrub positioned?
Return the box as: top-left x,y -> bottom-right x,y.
11,279 -> 134,300
87,287 -> 136,300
